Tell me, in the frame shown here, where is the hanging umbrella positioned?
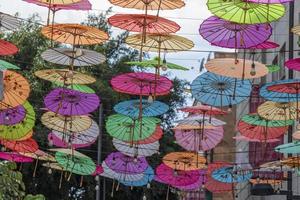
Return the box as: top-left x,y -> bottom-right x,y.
205,58 -> 268,79
106,114 -> 159,142
120,166 -> 154,187
275,142 -> 300,154
257,101 -> 299,120
19,150 -> 56,162
53,83 -> 95,94
108,0 -> 185,10
114,99 -> 169,118
247,0 -> 293,3
179,105 -> 227,115
0,152 -> 33,163
291,26 -> 300,38
41,48 -> 106,67
15,130 -> 33,141
50,148 -> 89,157
111,72 -> 172,96
240,113 -> 294,127
41,23 -> 109,45
174,126 -> 224,151
280,157 -> 300,168
92,165 -> 104,176
0,70 -> 30,109
267,65 -> 280,73
163,152 -> 206,171
108,14 -> 180,34
35,69 -> 96,85
36,0 -> 80,4
172,124 -> 215,130
23,0 -> 91,11
205,177 -> 233,193
112,138 -> 159,157
1,138 -> 38,153
41,111 -> 92,133
0,104 -> 26,125
191,72 -> 252,107
199,16 -> 272,49
233,136 -> 280,143
212,166 -> 253,183
0,39 -> 18,56
252,41 -> 279,49
285,58 -> 300,71
0,12 -> 21,31
207,0 -> 285,24
0,60 -> 20,70
131,125 -> 163,145
104,152 -> 148,174
155,163 -> 201,187
174,170 -> 207,191
176,114 -> 226,127
44,88 -> 100,116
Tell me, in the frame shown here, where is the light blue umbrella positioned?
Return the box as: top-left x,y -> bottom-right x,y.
0,60 -> 20,70
275,142 -> 300,154
114,99 -> 169,118
191,72 -> 251,107
120,167 -> 154,187
211,166 -> 253,183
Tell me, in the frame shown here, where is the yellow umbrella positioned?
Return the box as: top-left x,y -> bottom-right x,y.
280,157 -> 300,168
41,23 -> 109,45
163,152 -> 206,171
108,0 -> 185,10
250,179 -> 282,185
34,69 -> 96,85
15,130 -> 33,141
257,101 -> 299,121
291,25 -> 300,36
41,111 -> 92,133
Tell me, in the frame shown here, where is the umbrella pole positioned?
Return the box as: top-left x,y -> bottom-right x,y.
166,185 -> 170,200
80,176 -> 84,187
232,78 -> 237,101
46,2 -> 51,26
32,159 -> 39,178
111,180 -> 115,198
59,171 -> 63,189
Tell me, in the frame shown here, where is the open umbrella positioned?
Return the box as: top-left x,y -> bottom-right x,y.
253,41 -> 279,50
248,0 -> 293,3
172,124 -> 215,130
0,104 -> 26,125
0,12 -> 21,31
291,26 -> 300,38
20,150 -> 55,162
191,72 -> 252,107
257,101 -> 299,120
275,142 -> 300,154
207,0 -> 285,24
131,125 -> 163,145
233,136 -> 280,143
0,152 -> 33,163
44,88 -> 100,116
179,105 -> 227,115
0,40 -> 18,56
53,83 -> 95,94
174,170 -> 207,191
212,166 -> 253,183
0,60 -> 20,70
267,65 -> 281,73
36,0 -> 80,4
120,166 -> 154,187
108,0 -> 185,10
114,99 -> 169,118
92,165 -> 104,176
199,16 -> 272,49
176,115 -> 226,127
1,138 -> 38,153
163,152 -> 206,171
240,113 -> 294,127
205,177 -> 233,193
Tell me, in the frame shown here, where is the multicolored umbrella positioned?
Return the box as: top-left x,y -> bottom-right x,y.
199,16 -> 272,49
205,177 -> 233,193
111,72 -> 172,96
53,83 -> 95,94
108,0 -> 185,10
179,105 -> 227,115
240,113 -> 294,127
0,60 -> 20,70
275,142 -> 300,154
0,152 -> 33,163
23,0 -> 91,11
191,72 -> 251,107
0,104 -> 26,125
174,170 -> 207,191
207,0 -> 285,24
0,12 -> 21,31
131,125 -> 163,145
1,138 -> 38,153
0,40 -> 18,56
257,101 -> 299,120
19,150 -> 55,162
163,152 -> 206,171
176,114 -> 226,127
212,166 -> 253,183
44,88 -> 100,116
120,166 -> 154,187
114,99 -> 169,118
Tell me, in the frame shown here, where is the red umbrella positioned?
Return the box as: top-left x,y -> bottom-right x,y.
0,40 -> 18,56
131,125 -> 163,145
179,105 -> 227,115
1,138 -> 39,153
267,82 -> 300,94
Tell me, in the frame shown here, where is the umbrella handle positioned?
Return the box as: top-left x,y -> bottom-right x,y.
80,176 -> 84,187
111,180 -> 115,198
67,171 -> 72,181
166,185 -> 170,200
32,160 -> 39,178
116,182 -> 120,191
59,171 -> 63,189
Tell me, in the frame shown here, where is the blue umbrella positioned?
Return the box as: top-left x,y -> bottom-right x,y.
191,72 -> 251,107
275,142 -> 300,154
260,79 -> 300,102
211,166 -> 253,183
120,167 -> 154,187
114,99 -> 169,118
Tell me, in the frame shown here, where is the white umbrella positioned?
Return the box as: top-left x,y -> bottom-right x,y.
0,12 -> 21,31
176,114 -> 226,126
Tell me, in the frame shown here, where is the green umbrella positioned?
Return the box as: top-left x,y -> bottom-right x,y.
126,57 -> 189,71
52,82 -> 95,94
207,0 -> 285,24
0,101 -> 35,140
106,114 -> 160,142
0,60 -> 20,70
267,65 -> 280,73
240,113 -> 293,127
55,151 -> 96,176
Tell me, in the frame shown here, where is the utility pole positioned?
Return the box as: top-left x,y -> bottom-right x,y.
96,104 -> 104,200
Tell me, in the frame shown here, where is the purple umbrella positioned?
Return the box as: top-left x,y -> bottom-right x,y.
44,88 -> 100,116
0,105 -> 26,125
104,152 -> 148,174
23,0 -> 92,11
174,170 -> 207,191
199,16 -> 272,49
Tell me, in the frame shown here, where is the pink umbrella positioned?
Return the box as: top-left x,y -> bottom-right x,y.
48,132 -> 96,149
233,136 -> 280,143
92,165 -> 104,176
174,170 -> 207,191
285,58 -> 300,71
23,0 -> 92,11
251,41 -> 279,50
174,126 -> 224,151
205,177 -> 233,193
0,152 -> 33,163
111,72 -> 172,96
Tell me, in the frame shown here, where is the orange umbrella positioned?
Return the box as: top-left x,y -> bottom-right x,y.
108,0 -> 185,10
16,130 -> 33,141
1,138 -> 38,153
280,157 -> 300,168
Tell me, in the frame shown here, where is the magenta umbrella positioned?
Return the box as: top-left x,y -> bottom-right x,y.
174,126 -> 224,151
199,16 -> 272,49
44,88 -> 100,116
104,152 -> 148,174
285,58 -> 300,71
0,105 -> 26,125
233,136 -> 280,143
92,165 -> 104,176
111,72 -> 172,96
251,41 -> 279,50
0,152 -> 33,163
174,169 -> 207,191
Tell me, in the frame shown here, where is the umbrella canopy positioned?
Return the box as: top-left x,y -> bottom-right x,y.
106,114 -> 159,142
120,166 -> 154,187
205,177 -> 233,193
280,157 -> 300,168
267,65 -> 280,73
114,99 -> 169,118
275,142 -> 300,154
55,151 -> 96,175
35,69 -> 96,85
1,138 -> 38,153
20,150 -> 55,162
23,0 -> 91,11
207,0 -> 285,24
285,58 -> 300,71
49,148 -> 89,158
104,152 -> 148,174
174,170 -> 207,191
111,72 -> 172,96
108,0 -> 185,10
199,16 -> 272,49
0,152 -> 33,163
0,39 -> 18,56
41,24 -> 109,45
0,12 -> 21,31
163,152 -> 206,171
44,88 -> 100,116
1,70 -> 30,109
240,113 -> 294,127
0,104 -> 26,125
108,14 -> 180,34
155,163 -> 201,187
131,125 -> 163,145
291,26 -> 300,38
42,162 -> 65,171
41,48 -> 106,67
36,0 -> 80,4
112,138 -> 159,157
0,60 -> 20,70
179,105 -> 227,115
92,165 -> 104,176
174,126 -> 224,151
176,114 -> 226,127
252,41 -> 279,50
233,135 -> 280,143
125,33 -> 194,52
53,83 -> 95,94
205,58 -> 268,79
257,101 -> 299,120
212,166 -> 253,183
172,124 -> 215,130
191,72 -> 252,107
41,111 -> 92,133
247,0 -> 292,3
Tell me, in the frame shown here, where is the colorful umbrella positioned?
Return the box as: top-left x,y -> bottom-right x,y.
112,138 -> 159,157
257,101 -> 299,120
191,72 -> 252,107
0,104 -> 26,125
205,177 -> 233,193
114,99 -> 169,118
207,0 -> 285,24
199,16 -> 272,49
291,26 -> 300,38
275,142 -> 300,154
163,152 -> 206,171
41,24 -> 109,45
106,114 -> 158,142
35,69 -> 96,85
0,152 -> 33,163
0,12 -> 21,31
92,165 -> 104,176
0,60 -> 20,70
23,0 -> 91,11
53,83 -> 95,94
174,170 -> 207,191
267,65 -> 280,73
247,0 -> 293,3
1,138 -> 38,153
41,48 -> 106,67
49,148 -> 89,158
174,126 -> 224,151
233,136 -> 280,143
44,88 -> 100,116
0,39 -> 18,56
131,125 -> 163,145
120,166 -> 154,187
108,0 -> 185,10
176,115 -> 226,127
19,150 -> 55,162
212,166 -> 253,183
172,124 -> 215,130
240,113 -> 294,127
108,14 -> 180,34
36,0 -> 80,4
179,105 -> 227,115
252,41 -> 279,49
285,58 -> 300,71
